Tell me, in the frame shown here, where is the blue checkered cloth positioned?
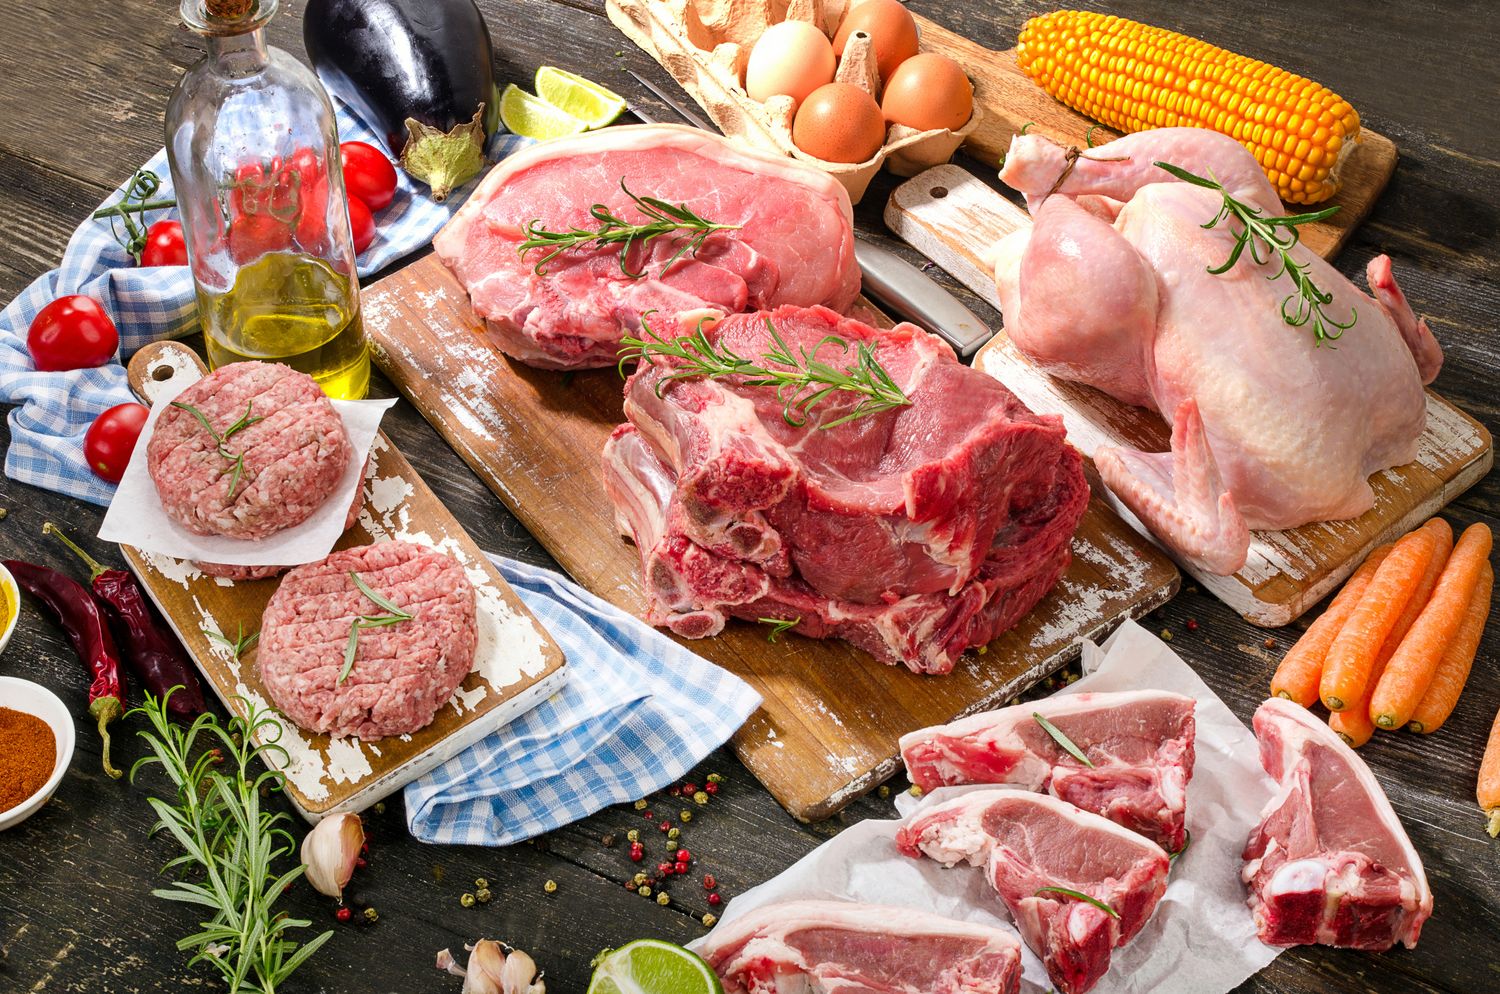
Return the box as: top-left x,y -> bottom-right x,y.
0,100 -> 529,504
406,555 -> 762,846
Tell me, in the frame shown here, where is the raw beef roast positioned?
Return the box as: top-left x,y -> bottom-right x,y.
898,790 -> 1170,994
1242,698 -> 1432,950
601,304 -> 1089,673
434,125 -> 860,369
698,899 -> 1022,994
900,690 -> 1196,850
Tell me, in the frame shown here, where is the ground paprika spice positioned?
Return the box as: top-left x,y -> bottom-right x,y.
0,706 -> 56,813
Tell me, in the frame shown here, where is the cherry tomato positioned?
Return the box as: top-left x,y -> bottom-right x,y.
140,219 -> 188,267
347,194 -> 375,254
27,296 -> 119,371
339,141 -> 398,211
229,212 -> 293,264
84,403 -> 149,484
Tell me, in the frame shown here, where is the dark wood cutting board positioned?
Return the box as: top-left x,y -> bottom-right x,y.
360,255 -> 1179,822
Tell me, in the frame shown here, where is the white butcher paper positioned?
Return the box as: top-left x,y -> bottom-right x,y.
98,370 -> 396,567
691,618 -> 1284,994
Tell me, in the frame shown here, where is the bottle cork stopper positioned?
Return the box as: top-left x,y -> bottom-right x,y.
205,0 -> 256,20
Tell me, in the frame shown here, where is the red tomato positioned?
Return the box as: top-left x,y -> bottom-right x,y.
140,219 -> 188,267
27,296 -> 119,371
229,213 -> 293,264
84,403 -> 149,484
347,194 -> 376,254
340,141 -> 398,211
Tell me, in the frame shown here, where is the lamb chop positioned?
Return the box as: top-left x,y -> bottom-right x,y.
900,690 -> 1196,851
434,124 -> 859,369
991,127 -> 1442,574
697,899 -> 1023,994
898,789 -> 1170,994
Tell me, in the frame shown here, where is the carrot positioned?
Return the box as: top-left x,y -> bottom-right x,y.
1320,526 -> 1441,712
1270,544 -> 1392,706
1329,519 -> 1453,746
1372,522 -> 1493,729
1481,702 -> 1500,837
1408,562 -> 1492,734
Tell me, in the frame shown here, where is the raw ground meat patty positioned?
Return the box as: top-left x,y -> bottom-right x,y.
257,541 -> 478,739
148,360 -> 351,540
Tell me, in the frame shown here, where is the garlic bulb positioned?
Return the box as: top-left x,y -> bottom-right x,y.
436,940 -> 546,994
299,812 -> 364,900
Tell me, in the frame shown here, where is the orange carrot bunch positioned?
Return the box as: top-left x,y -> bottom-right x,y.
1268,518 -> 1494,809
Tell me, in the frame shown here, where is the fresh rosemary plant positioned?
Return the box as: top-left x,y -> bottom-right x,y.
205,622 -> 259,660
1034,886 -> 1120,919
620,316 -> 911,430
760,616 -> 801,643
1033,712 -> 1094,768
518,180 -> 741,278
340,571 -> 413,685
130,690 -> 332,994
170,400 -> 264,498
1154,161 -> 1355,344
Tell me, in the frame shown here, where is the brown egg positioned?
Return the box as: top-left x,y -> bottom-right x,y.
793,82 -> 887,163
745,21 -> 837,110
833,0 -> 920,83
881,53 -> 973,132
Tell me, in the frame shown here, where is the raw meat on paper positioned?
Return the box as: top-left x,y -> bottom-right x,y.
434,124 -> 860,369
900,690 -> 1196,851
1242,698 -> 1432,950
698,898 -> 1023,994
601,304 -> 1089,674
898,789 -> 1170,994
991,128 -> 1442,574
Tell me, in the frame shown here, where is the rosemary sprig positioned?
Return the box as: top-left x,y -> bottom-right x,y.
1155,161 -> 1355,344
1033,712 -> 1094,768
92,168 -> 178,263
518,180 -> 741,279
620,315 -> 911,430
1035,886 -> 1120,919
1170,829 -> 1193,862
760,616 -> 801,643
206,622 -> 259,661
340,572 -> 413,685
171,400 -> 265,499
130,689 -> 333,993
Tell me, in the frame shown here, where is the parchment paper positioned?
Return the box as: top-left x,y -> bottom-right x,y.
692,619 -> 1283,994
98,372 -> 394,566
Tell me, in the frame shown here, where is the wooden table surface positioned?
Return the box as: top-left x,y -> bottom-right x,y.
1,1 -> 1496,991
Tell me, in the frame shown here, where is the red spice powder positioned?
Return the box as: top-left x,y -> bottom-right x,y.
0,706 -> 57,813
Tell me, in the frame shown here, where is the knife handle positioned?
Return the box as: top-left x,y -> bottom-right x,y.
853,240 -> 994,356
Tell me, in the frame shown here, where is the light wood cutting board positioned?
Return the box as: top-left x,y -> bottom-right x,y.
885,165 -> 1493,626
361,254 -> 1180,822
118,343 -> 569,821
911,15 -> 1397,260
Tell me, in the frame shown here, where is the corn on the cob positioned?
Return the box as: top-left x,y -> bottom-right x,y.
1016,10 -> 1360,204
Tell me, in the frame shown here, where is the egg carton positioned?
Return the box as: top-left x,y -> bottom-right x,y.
606,0 -> 981,203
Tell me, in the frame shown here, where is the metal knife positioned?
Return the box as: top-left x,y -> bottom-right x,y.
625,71 -> 995,356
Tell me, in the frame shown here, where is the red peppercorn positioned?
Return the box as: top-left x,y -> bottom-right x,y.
708,892 -> 722,906
1186,618 -> 1200,632
674,860 -> 689,874
704,781 -> 720,796
703,874 -> 717,890
676,848 -> 690,863
629,844 -> 645,863
657,862 -> 674,876
667,785 -> 681,796
336,906 -> 353,923
683,783 -> 699,795
643,810 -> 654,820
659,821 -> 671,833
355,856 -> 368,869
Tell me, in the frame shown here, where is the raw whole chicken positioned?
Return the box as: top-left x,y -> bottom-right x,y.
991,128 -> 1442,574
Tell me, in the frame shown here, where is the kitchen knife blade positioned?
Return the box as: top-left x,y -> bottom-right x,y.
626,71 -> 996,356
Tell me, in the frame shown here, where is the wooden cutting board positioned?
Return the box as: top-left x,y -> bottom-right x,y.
118,342 -> 569,821
911,15 -> 1397,260
885,165 -> 1493,626
361,254 -> 1179,822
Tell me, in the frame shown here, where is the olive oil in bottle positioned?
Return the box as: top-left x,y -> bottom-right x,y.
165,0 -> 371,399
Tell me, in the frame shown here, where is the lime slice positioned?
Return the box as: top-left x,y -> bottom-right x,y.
499,83 -> 588,141
536,66 -> 628,130
587,939 -> 725,994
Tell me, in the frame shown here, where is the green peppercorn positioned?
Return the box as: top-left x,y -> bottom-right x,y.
363,906 -> 379,924
693,791 -> 709,805
638,885 -> 652,897
909,785 -> 924,798
878,785 -> 891,799
634,799 -> 648,810
679,810 -> 693,823
1160,628 -> 1173,642
543,879 -> 558,894
633,872 -> 649,886
627,829 -> 640,843
373,801 -> 386,815
475,877 -> 489,889
656,892 -> 670,906
476,888 -> 493,904
702,913 -> 718,927
706,773 -> 724,784
432,865 -> 446,883
667,827 -> 681,841
460,893 -> 476,908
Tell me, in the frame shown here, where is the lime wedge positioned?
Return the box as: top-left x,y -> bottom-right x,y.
587,939 -> 725,994
536,66 -> 628,130
499,83 -> 588,141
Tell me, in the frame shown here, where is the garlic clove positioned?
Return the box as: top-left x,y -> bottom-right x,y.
500,948 -> 546,994
435,940 -> 545,994
300,812 -> 364,900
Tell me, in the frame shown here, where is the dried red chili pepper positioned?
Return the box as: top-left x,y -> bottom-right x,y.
44,523 -> 206,719
4,559 -> 125,778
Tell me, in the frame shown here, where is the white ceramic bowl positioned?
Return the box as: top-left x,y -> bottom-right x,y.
0,676 -> 76,830
0,561 -> 18,657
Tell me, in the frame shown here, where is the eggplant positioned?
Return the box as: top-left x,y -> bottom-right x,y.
304,0 -> 500,201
